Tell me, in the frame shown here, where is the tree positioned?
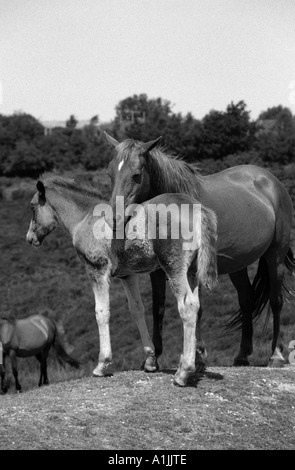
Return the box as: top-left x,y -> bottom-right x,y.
66,115 -> 78,130
198,101 -> 256,160
255,106 -> 295,164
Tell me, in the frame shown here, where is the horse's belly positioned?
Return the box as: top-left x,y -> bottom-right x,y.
114,239 -> 159,276
16,346 -> 45,357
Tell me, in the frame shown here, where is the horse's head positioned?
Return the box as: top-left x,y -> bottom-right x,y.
26,180 -> 57,247
105,133 -> 162,222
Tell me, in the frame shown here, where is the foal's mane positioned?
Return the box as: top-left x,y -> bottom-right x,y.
117,140 -> 202,197
40,173 -> 104,208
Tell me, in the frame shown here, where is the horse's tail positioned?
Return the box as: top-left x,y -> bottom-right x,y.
226,257 -> 271,331
197,205 -> 218,290
53,320 -> 80,369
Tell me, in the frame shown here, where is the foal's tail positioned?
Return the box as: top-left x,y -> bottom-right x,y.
197,205 -> 218,290
53,321 -> 80,369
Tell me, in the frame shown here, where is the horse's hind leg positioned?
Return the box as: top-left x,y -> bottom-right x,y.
264,251 -> 286,367
9,350 -> 21,392
229,269 -> 254,366
150,268 -> 166,365
37,348 -> 50,387
0,354 -> 8,394
36,353 -> 43,386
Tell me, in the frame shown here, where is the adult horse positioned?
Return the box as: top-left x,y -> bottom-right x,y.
105,133 -> 295,368
0,314 -> 79,393
26,174 -> 218,386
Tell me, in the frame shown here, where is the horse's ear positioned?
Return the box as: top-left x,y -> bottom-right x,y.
37,181 -> 46,199
104,132 -> 119,147
142,136 -> 162,155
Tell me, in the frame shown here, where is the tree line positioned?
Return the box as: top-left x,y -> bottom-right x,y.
0,94 -> 295,178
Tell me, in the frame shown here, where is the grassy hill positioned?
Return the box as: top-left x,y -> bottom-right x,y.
0,366 -> 295,450
0,169 -> 295,392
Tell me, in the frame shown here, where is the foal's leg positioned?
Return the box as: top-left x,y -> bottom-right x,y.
9,350 -> 21,392
188,277 -> 206,372
120,274 -> 157,372
88,266 -> 113,377
264,251 -> 286,367
149,268 -> 166,362
168,273 -> 200,387
229,269 -> 254,366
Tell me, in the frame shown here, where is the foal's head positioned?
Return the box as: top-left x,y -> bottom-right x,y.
105,133 -> 162,216
26,181 -> 57,247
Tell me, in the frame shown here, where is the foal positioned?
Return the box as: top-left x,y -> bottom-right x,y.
26,175 -> 217,386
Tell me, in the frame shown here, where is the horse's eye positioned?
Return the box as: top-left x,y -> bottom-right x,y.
132,173 -> 142,184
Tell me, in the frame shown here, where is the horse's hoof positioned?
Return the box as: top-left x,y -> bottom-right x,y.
233,358 -> 250,367
16,389 -> 22,394
268,358 -> 285,368
141,356 -> 159,373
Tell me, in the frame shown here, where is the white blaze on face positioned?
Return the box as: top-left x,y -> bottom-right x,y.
118,161 -> 124,171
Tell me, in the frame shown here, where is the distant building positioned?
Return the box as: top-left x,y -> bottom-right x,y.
41,119 -> 99,135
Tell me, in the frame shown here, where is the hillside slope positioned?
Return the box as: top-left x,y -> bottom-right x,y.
0,366 -> 295,450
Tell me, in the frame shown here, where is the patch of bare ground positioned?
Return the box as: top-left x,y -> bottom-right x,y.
0,365 -> 295,450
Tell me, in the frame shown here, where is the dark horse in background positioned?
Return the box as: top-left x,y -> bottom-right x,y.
0,314 -> 79,393
105,132 -> 295,368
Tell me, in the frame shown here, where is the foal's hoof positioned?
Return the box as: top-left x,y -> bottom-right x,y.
173,375 -> 187,387
233,358 -> 250,367
268,358 -> 285,368
92,363 -> 113,377
1,388 -> 8,395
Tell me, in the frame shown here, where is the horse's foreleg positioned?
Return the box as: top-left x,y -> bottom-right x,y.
169,274 -> 200,387
150,268 -> 166,361
9,350 -> 21,392
89,267 -> 112,377
120,274 -> 157,372
229,269 -> 254,366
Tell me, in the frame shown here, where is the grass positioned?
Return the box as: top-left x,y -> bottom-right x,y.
0,171 -> 295,394
1,366 -> 295,449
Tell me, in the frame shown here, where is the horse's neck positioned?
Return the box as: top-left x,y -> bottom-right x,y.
49,191 -> 91,238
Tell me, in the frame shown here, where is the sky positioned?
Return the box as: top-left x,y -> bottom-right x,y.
1,0 -> 295,124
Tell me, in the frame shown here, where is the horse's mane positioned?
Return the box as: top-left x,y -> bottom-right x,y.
117,140 -> 202,197
40,173 -> 104,208
147,146 -> 202,196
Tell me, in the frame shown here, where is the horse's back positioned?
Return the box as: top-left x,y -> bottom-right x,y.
200,165 -> 293,272
13,315 -> 55,357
